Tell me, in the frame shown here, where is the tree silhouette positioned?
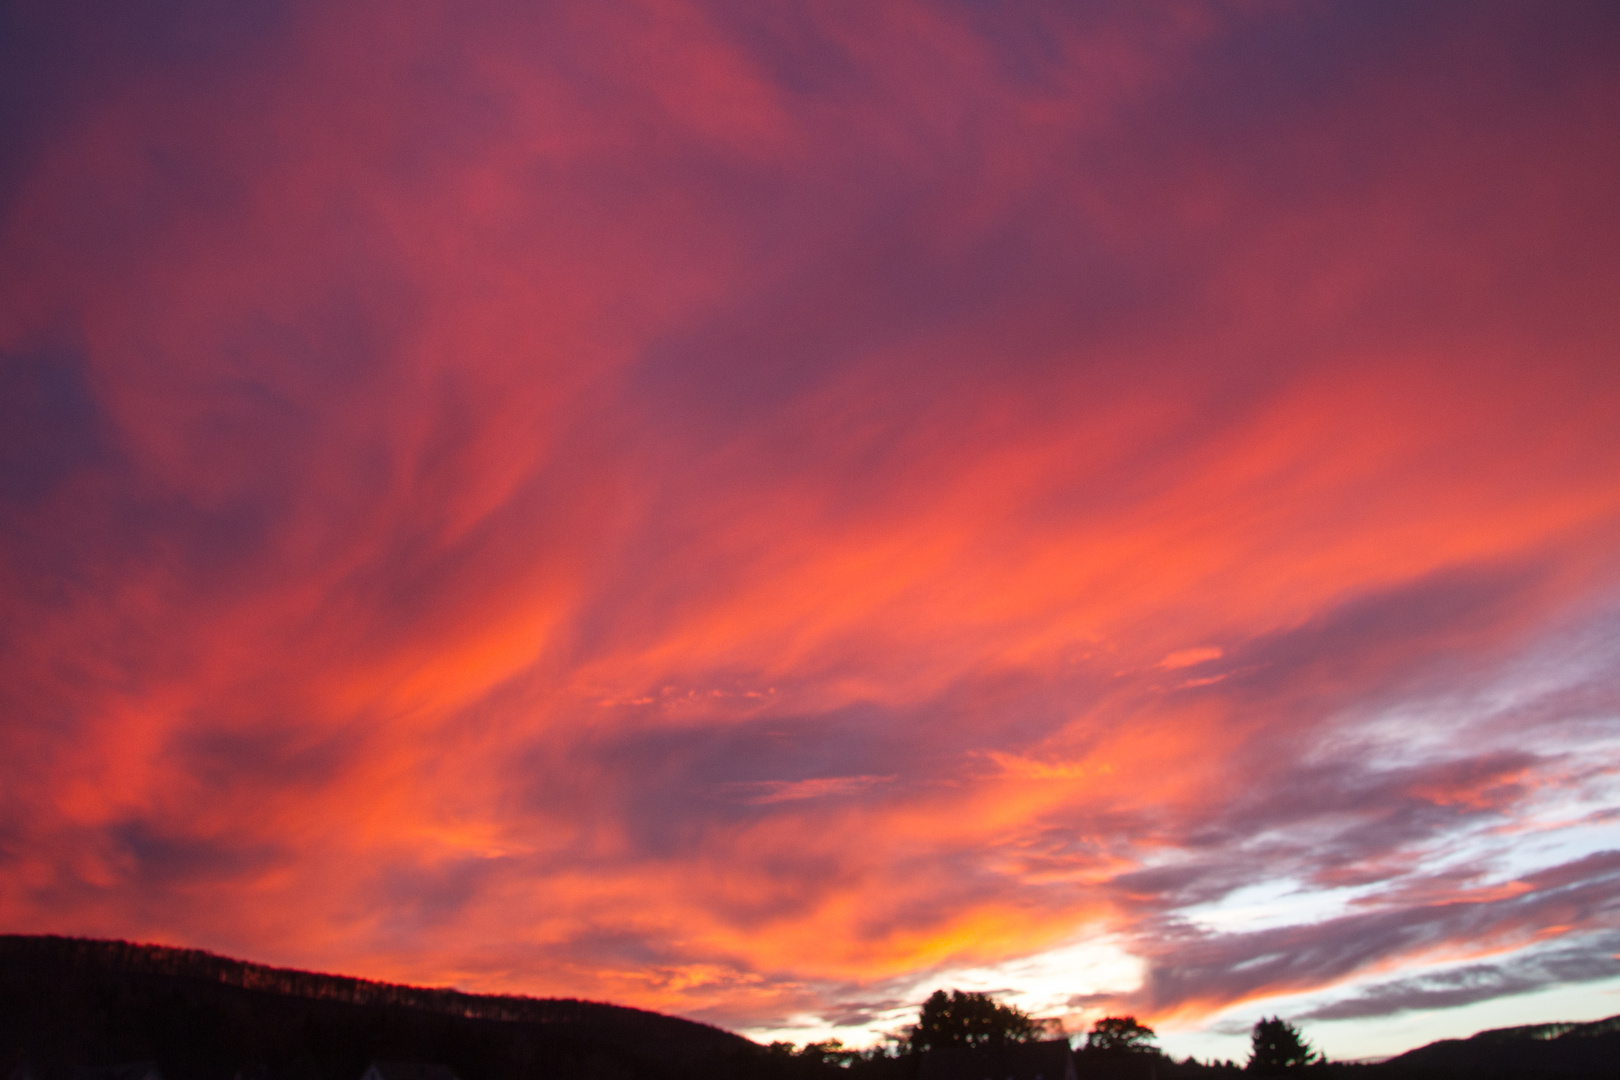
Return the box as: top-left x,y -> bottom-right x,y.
1246,1017 -> 1320,1074
908,990 -> 1042,1052
1085,1016 -> 1158,1054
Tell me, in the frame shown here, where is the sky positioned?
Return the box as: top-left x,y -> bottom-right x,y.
2,0 -> 1619,1064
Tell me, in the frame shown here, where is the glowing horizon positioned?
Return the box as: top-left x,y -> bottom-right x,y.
2,0 -> 1618,1063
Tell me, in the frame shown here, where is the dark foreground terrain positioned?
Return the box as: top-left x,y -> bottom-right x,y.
0,936 -> 781,1080
1362,1014 -> 1620,1080
1,936 -> 1615,1080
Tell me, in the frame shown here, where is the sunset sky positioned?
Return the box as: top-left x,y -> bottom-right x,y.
3,0 -> 1619,1063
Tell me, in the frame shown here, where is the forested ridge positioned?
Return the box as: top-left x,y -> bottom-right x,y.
0,934 -> 740,1043
0,935 -> 767,1080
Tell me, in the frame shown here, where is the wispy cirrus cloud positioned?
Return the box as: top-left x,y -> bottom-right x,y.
1296,932 -> 1620,1023
2,0 -> 1619,1060
718,776 -> 897,806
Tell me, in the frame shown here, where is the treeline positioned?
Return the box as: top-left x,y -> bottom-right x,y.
766,989 -> 1620,1080
0,935 -> 766,1080
0,935 -> 735,1042
3,937 -> 1615,1080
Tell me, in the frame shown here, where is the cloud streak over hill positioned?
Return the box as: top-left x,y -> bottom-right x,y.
2,0 -> 1619,1055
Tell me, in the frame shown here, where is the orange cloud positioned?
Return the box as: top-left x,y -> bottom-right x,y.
2,0 -> 1619,1047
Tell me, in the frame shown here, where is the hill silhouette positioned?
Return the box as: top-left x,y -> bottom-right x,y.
0,935 -> 770,1080
1368,1013 -> 1620,1079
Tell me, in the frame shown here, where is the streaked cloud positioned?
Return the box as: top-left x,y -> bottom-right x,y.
2,0 -> 1618,1060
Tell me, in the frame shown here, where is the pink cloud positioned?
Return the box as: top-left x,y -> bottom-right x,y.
2,0 -> 1619,1048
